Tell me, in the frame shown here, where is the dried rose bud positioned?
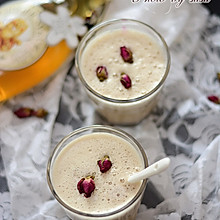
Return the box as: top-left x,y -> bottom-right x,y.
120,73 -> 132,89
77,175 -> 95,198
14,107 -> 48,119
120,46 -> 133,63
97,155 -> 112,173
96,66 -> 108,82
217,73 -> 220,82
14,107 -> 34,118
208,95 -> 220,104
32,108 -> 48,118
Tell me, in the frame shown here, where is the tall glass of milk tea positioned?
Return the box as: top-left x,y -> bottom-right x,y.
47,125 -> 148,220
75,19 -> 170,125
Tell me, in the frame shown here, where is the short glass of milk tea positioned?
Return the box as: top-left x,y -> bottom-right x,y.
47,125 -> 148,220
75,19 -> 170,125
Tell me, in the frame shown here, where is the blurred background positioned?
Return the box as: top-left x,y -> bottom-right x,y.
204,0 -> 220,15
0,0 -> 220,15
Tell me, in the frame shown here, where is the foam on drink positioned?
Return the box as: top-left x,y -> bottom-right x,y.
80,28 -> 166,100
52,132 -> 143,214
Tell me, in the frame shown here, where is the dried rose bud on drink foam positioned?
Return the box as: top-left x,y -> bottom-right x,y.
96,66 -> 108,82
120,73 -> 132,89
120,46 -> 133,63
77,175 -> 95,198
97,155 -> 112,173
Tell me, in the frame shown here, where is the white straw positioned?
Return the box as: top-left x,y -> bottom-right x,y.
128,157 -> 170,183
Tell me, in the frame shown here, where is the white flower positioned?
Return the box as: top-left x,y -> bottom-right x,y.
40,6 -> 87,49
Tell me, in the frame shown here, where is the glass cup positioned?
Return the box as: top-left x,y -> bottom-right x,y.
75,19 -> 170,125
47,125 -> 148,220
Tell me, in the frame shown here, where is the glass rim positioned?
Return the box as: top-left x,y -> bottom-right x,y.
47,125 -> 148,218
75,18 -> 171,104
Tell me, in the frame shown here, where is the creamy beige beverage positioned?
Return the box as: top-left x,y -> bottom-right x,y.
53,133 -> 142,213
47,126 -> 148,220
76,19 -> 170,125
81,29 -> 165,100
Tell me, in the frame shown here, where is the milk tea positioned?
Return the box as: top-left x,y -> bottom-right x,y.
81,29 -> 166,100
48,126 -> 148,220
76,19 -> 170,125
